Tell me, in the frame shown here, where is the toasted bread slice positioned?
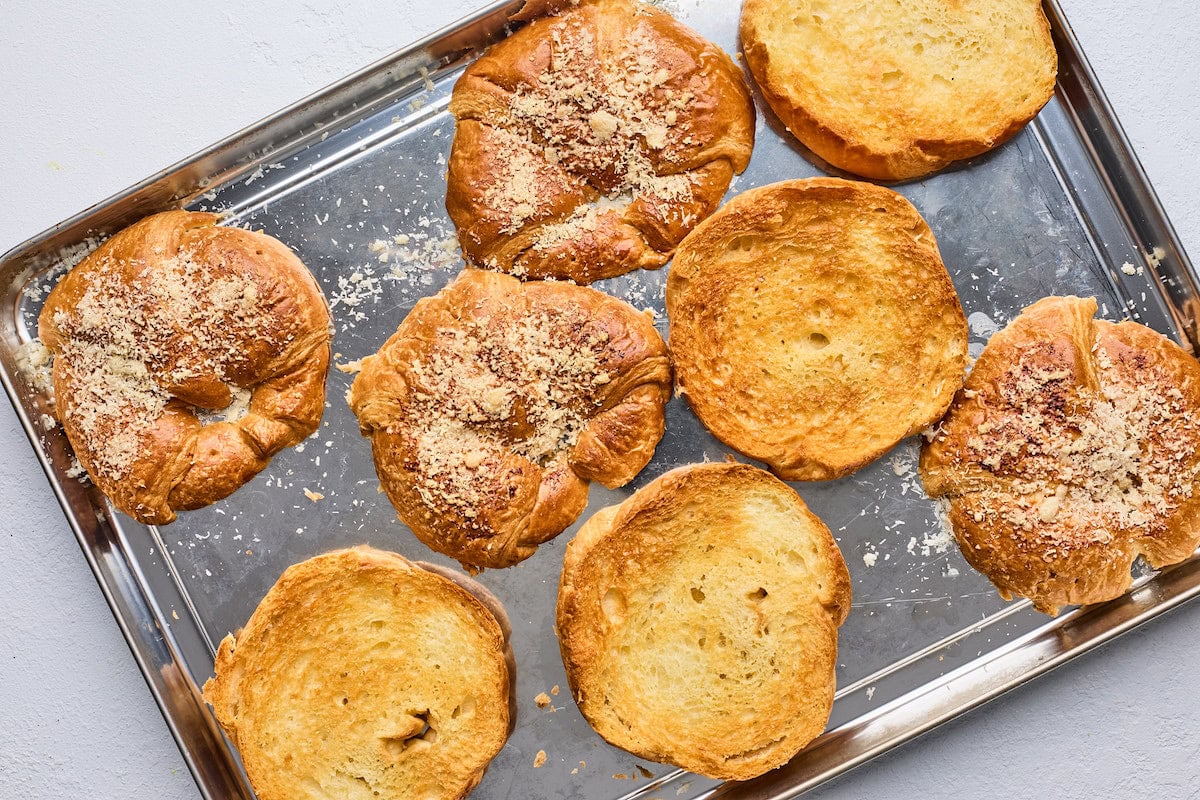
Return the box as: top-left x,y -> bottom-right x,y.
740,0 -> 1057,180
921,296 -> 1200,614
557,463 -> 851,780
203,547 -> 512,800
666,178 -> 968,481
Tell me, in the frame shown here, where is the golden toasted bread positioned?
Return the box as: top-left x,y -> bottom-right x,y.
667,178 -> 968,481
447,0 -> 754,283
921,296 -> 1200,614
348,269 -> 672,570
740,0 -> 1057,180
557,462 -> 851,780
37,211 -> 331,525
203,547 -> 513,800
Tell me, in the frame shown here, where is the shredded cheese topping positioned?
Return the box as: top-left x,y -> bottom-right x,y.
955,336 -> 1200,549
51,249 -> 266,480
401,304 -> 612,521
485,11 -> 701,240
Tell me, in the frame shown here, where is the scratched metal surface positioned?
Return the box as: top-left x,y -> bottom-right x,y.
2,1 -> 1192,798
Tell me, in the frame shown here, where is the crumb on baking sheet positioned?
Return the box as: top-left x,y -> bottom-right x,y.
533,750 -> 547,768
15,339 -> 54,397
534,692 -> 552,708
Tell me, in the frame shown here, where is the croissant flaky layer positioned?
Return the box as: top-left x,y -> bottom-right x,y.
446,0 -> 755,283
349,268 -> 672,570
39,210 -> 332,524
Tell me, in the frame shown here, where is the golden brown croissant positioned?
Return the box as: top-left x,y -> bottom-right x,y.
39,210 -> 332,525
921,296 -> 1200,614
348,268 -> 672,570
446,0 -> 755,283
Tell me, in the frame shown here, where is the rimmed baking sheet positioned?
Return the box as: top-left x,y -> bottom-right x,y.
1,1 -> 1197,798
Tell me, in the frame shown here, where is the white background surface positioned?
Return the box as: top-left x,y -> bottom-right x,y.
1,1 -> 1198,798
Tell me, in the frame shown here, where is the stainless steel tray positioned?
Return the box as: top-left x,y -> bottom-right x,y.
2,2 -> 1197,798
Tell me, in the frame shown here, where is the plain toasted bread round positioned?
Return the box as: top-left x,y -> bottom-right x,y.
37,210 -> 331,524
920,296 -> 1200,615
557,462 -> 851,780
348,269 -> 672,571
740,0 -> 1058,180
446,0 -> 755,283
666,178 -> 968,481
203,547 -> 513,800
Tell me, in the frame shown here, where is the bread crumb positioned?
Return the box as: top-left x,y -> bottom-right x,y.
534,692 -> 552,708
862,551 -> 878,568
636,765 -> 654,779
550,684 -> 560,695
533,750 -> 547,768
418,65 -> 435,93
303,488 -> 325,502
336,359 -> 364,374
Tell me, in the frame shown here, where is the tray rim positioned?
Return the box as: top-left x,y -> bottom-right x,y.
2,1 -> 1198,798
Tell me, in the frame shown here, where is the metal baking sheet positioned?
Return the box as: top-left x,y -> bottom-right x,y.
2,2 -> 1197,798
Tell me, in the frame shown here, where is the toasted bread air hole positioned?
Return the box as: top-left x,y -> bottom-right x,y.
381,710 -> 437,757
690,586 -> 706,603
748,587 -> 769,601
602,588 -> 628,623
450,697 -> 476,719
806,332 -> 830,350
727,235 -> 757,254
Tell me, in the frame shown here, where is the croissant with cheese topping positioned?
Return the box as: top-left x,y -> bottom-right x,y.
39,210 -> 331,524
921,296 -> 1200,614
446,0 -> 755,283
